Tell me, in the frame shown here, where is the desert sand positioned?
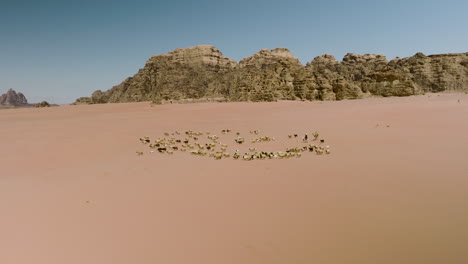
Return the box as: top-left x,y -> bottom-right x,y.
1,93 -> 468,264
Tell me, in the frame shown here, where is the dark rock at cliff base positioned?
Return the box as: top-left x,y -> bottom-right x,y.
75,45 -> 468,104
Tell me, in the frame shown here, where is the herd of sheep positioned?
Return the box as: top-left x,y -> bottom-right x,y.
137,129 -> 331,161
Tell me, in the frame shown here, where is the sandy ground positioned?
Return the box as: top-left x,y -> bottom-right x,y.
1,93 -> 468,264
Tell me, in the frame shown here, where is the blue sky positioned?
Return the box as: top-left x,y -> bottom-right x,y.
1,0 -> 467,104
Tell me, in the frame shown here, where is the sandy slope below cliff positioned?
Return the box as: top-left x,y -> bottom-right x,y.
1,93 -> 468,264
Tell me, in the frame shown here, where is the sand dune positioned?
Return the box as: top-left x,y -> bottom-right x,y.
1,93 -> 468,264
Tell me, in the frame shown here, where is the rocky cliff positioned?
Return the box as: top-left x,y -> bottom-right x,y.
0,88 -> 28,106
76,45 -> 468,104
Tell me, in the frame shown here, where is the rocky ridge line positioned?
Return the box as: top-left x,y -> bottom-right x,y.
75,45 -> 468,104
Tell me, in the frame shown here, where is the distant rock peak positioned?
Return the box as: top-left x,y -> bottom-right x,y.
0,88 -> 28,106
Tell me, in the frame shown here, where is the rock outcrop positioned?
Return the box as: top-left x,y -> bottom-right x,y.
0,88 -> 28,106
229,48 -> 318,101
76,45 -> 468,104
90,45 -> 237,104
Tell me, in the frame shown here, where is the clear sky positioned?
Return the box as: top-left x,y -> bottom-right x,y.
1,0 -> 467,104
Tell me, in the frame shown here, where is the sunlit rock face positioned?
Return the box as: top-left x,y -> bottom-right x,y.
76,45 -> 468,104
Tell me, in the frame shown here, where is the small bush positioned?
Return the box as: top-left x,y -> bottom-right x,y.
35,101 -> 50,108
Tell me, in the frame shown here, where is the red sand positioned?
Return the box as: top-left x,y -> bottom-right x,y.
1,93 -> 468,264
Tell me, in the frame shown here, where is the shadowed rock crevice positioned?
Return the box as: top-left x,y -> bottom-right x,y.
76,45 -> 468,104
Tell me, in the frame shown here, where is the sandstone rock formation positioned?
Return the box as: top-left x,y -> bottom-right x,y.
233,48 -> 321,101
87,45 -> 237,104
0,88 -> 28,106
76,45 -> 468,104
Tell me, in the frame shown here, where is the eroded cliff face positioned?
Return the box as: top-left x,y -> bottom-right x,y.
83,45 -> 237,104
306,52 -> 468,99
76,45 -> 468,104
0,89 -> 28,106
231,48 -> 321,101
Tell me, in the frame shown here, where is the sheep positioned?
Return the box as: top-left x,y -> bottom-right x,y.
252,136 -> 274,143
190,149 -> 206,156
140,137 -> 151,144
286,147 -> 302,153
214,152 -> 223,160
157,147 -> 167,153
208,135 -> 219,141
315,147 -> 324,155
312,131 -> 319,140
235,137 -> 245,144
